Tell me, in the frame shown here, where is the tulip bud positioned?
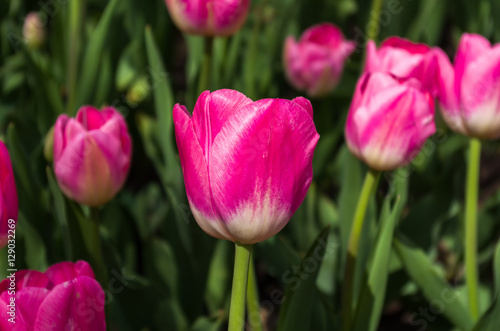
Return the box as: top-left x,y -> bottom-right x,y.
164,0 -> 250,36
126,77 -> 151,106
43,125 -> 55,163
173,89 -> 319,244
345,72 -> 436,171
53,106 -> 132,206
437,33 -> 500,140
365,37 -> 440,95
0,261 -> 105,330
283,23 -> 356,97
0,141 -> 18,248
23,12 -> 45,49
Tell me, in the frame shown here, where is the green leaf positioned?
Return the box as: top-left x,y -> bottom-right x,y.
394,237 -> 474,331
76,0 -> 121,111
204,240 -> 233,314
277,226 -> 332,331
352,176 -> 407,331
191,316 -> 223,331
472,241 -> 500,331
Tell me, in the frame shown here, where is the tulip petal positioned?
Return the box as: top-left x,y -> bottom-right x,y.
174,104 -> 231,240
191,89 -> 253,163
34,276 -> 106,331
17,287 -> 50,330
460,45 -> 500,139
53,114 -> 70,162
209,99 -> 319,244
292,97 -> 313,118
0,142 -> 17,247
76,106 -> 116,131
45,261 -> 95,287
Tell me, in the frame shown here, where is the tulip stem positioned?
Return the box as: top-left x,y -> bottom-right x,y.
89,207 -> 107,289
367,0 -> 385,42
228,242 -> 253,331
341,168 -> 380,331
246,253 -> 263,331
465,138 -> 481,321
66,0 -> 85,115
197,36 -> 214,96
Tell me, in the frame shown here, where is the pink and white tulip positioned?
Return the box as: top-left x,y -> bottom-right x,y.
164,0 -> 250,36
53,106 -> 132,207
0,141 -> 18,248
284,23 -> 356,97
0,261 -> 105,331
437,33 -> 500,139
173,89 -> 319,244
365,37 -> 440,95
345,72 -> 436,171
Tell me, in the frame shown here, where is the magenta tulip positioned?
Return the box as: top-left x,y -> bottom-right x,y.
284,23 -> 356,97
0,141 -> 17,248
365,37 -> 440,94
173,89 -> 319,244
345,72 -> 436,171
53,106 -> 132,206
0,261 -> 105,331
437,33 -> 500,139
164,0 -> 250,36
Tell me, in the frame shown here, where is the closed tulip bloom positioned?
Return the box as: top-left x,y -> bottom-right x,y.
284,23 -> 356,97
23,12 -> 45,49
437,33 -> 500,139
0,261 -> 105,331
164,0 -> 250,36
174,89 -> 319,244
54,106 -> 132,206
0,141 -> 17,248
345,72 -> 436,171
365,37 -> 440,94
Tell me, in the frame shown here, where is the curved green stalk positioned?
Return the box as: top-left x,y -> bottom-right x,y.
246,254 -> 263,331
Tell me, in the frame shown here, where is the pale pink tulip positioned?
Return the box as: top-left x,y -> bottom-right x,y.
365,36 -> 440,94
173,89 -> 319,244
53,106 -> 132,206
284,23 -> 356,97
437,33 -> 500,139
345,72 -> 436,171
0,261 -> 105,331
0,141 -> 17,248
164,0 -> 250,36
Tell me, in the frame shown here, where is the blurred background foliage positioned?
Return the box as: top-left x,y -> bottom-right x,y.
1,0 -> 500,330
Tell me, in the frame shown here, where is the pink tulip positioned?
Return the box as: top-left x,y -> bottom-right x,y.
0,261 -> 105,331
0,141 -> 17,248
173,89 -> 319,244
437,33 -> 500,139
53,106 -> 132,206
164,0 -> 250,36
284,23 -> 356,97
365,37 -> 440,94
345,72 -> 436,171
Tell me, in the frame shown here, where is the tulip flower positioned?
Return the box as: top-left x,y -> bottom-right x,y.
437,33 -> 500,139
53,106 -> 132,207
345,72 -> 436,171
365,36 -> 440,94
173,89 -> 319,244
23,12 -> 46,49
0,261 -> 105,330
164,0 -> 250,36
284,23 -> 356,97
0,141 -> 17,248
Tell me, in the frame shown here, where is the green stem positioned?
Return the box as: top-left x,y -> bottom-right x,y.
465,138 -> 481,320
366,0 -> 385,42
197,36 -> 214,96
66,0 -> 85,115
246,253 -> 263,331
342,169 -> 380,331
228,243 -> 253,331
88,208 -> 107,289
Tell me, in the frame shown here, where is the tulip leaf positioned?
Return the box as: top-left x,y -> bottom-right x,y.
352,173 -> 407,331
46,167 -> 72,260
277,225 -> 332,331
76,0 -> 121,112
472,241 -> 500,331
204,240 -> 233,314
191,316 -> 223,331
18,212 -> 48,271
394,237 -> 474,331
